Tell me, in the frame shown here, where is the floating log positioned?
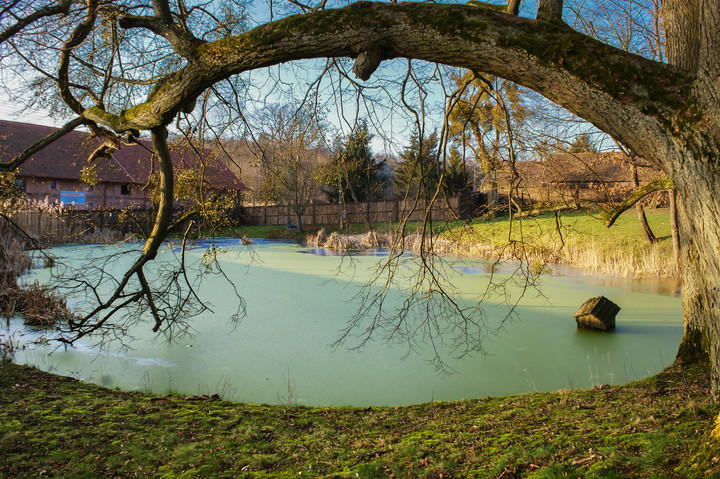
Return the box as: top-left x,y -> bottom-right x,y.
573,296 -> 620,331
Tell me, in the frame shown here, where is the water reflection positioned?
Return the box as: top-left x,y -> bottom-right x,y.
457,261 -> 680,298
301,246 -> 391,257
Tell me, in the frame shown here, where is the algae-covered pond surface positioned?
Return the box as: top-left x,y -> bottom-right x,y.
7,239 -> 682,406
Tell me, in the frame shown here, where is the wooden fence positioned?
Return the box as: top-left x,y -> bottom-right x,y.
4,194 -> 485,244
7,209 -> 155,245
239,195 -> 482,227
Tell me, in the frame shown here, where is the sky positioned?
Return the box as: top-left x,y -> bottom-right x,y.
0,0 -> 629,158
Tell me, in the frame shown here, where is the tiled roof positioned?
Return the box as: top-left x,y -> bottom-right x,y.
0,120 -> 245,191
497,152 -> 663,187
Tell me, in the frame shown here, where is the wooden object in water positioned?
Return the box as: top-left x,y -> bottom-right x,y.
573,296 -> 620,331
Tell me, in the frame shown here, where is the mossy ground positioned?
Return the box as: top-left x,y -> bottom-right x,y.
2,360 -> 717,478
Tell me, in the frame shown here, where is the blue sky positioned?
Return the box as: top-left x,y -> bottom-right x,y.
0,0 -> 628,157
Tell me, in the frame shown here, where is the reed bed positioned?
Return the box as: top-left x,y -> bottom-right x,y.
0,229 -> 76,329
306,210 -> 679,279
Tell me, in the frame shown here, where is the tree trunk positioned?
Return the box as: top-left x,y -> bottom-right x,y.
631,164 -> 657,244
662,0 -> 700,71
636,204 -> 657,245
669,188 -> 681,270
672,142 -> 720,397
537,0 -> 564,21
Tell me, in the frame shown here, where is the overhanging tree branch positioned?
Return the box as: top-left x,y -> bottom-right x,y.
604,178 -> 674,227
83,2 -> 689,172
512,178 -> 674,225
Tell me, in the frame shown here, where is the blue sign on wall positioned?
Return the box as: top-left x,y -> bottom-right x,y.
60,191 -> 86,207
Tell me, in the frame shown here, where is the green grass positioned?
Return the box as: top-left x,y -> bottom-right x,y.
1,360 -> 717,478
464,208 -> 671,247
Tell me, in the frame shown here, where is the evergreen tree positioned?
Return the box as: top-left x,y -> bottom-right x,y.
392,131 -> 439,199
441,146 -> 472,195
568,134 -> 599,153
321,122 -> 385,203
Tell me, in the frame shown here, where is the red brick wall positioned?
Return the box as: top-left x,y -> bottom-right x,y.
21,178 -> 149,209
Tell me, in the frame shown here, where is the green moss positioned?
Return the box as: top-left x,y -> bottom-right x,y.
677,328 -> 710,365
0,357 -> 709,478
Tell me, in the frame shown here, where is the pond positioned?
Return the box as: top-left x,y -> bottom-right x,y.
5,239 -> 682,407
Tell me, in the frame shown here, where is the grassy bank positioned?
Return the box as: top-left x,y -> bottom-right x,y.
1,360 -> 717,478
231,208 -> 677,277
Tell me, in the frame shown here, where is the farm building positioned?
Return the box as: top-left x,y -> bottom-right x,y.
495,152 -> 666,206
0,120 -> 245,210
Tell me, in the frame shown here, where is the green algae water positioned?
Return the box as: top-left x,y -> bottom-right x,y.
6,239 -> 682,406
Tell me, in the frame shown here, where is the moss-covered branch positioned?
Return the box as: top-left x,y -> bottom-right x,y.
604,178 -> 674,227
83,2 -> 691,169
511,178 -> 674,227
512,200 -> 601,218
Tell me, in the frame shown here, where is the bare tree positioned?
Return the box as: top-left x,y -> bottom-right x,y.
249,103 -> 327,231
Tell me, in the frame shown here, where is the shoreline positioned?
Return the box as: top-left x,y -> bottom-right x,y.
305,227 -> 680,279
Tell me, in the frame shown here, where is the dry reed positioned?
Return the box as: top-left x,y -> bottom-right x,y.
1,227 -> 77,329
306,227 -> 678,278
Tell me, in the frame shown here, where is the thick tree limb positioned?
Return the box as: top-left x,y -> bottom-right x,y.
119,14 -> 203,58
0,0 -> 73,45
92,2 -> 689,172
58,0 -> 98,115
118,0 -> 203,59
144,126 -> 174,258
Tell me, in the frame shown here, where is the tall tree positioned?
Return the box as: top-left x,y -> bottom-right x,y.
392,131 -> 440,199
448,72 -> 528,215
1,1 -> 720,395
251,104 -> 326,232
322,122 -> 385,204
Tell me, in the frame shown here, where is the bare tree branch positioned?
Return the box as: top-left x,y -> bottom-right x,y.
58,0 -> 98,115
0,0 -> 73,45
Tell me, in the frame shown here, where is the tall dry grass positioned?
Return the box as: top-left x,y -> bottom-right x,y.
0,225 -> 76,329
306,226 -> 679,278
